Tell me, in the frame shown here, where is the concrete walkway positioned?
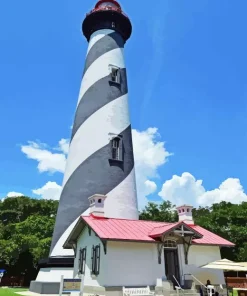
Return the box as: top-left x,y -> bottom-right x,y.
16,292 -> 61,296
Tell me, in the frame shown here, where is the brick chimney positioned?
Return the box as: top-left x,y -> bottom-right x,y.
88,194 -> 107,217
176,204 -> 194,225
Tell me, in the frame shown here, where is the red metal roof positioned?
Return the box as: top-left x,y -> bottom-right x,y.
191,225 -> 234,246
82,215 -> 234,246
148,223 -> 180,237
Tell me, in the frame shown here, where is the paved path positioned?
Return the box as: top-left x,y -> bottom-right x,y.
16,292 -> 61,296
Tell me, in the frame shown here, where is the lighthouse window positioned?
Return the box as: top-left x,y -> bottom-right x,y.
99,2 -> 118,9
91,244 -> 100,275
110,65 -> 120,84
79,247 -> 87,274
112,137 -> 120,160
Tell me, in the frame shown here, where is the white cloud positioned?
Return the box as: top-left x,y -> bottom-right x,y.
21,127 -> 172,209
7,192 -> 24,198
21,141 -> 67,174
33,181 -> 62,200
132,128 -> 172,209
57,139 -> 70,155
1,191 -> 24,202
158,172 -> 247,206
197,178 -> 247,206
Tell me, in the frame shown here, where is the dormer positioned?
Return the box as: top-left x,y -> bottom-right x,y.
176,204 -> 194,225
88,194 -> 107,218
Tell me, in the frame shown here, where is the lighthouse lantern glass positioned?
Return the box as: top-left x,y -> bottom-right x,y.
98,2 -> 118,9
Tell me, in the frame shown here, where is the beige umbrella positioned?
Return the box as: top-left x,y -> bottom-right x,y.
239,262 -> 247,267
200,259 -> 247,271
200,259 -> 247,296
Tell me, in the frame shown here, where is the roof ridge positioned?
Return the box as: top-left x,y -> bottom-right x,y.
82,215 -> 174,224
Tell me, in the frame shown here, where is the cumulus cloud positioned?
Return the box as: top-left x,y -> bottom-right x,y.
197,178 -> 247,206
158,172 -> 247,206
57,139 -> 70,155
21,141 -> 67,174
132,128 -> 172,209
33,181 -> 62,200
1,191 -> 24,202
6,192 -> 24,198
21,128 -> 172,206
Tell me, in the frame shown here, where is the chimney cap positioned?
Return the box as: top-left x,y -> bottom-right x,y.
176,204 -> 193,210
88,194 -> 106,201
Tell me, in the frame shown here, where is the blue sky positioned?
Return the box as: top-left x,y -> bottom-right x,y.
0,0 -> 247,208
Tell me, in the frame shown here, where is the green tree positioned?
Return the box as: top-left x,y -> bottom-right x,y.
0,196 -> 58,281
139,201 -> 178,222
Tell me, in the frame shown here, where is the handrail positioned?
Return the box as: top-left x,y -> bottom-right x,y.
173,275 -> 184,291
184,273 -> 207,288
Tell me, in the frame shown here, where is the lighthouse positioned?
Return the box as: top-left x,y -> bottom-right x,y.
30,0 -> 138,293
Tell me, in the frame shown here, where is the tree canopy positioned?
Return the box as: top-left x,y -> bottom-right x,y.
0,196 -> 58,283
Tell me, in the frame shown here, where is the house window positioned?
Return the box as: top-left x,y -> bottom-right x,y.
112,137 -> 120,160
163,239 -> 177,249
78,247 -> 87,274
91,245 -> 100,275
110,65 -> 120,84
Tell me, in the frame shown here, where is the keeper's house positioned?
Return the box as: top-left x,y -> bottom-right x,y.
63,194 -> 234,295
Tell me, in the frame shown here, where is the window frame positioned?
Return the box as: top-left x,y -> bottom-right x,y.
163,239 -> 177,249
91,244 -> 101,276
109,65 -> 121,85
111,137 -> 120,160
78,247 -> 87,274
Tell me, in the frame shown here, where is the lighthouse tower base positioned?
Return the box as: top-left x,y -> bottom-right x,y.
30,257 -> 74,294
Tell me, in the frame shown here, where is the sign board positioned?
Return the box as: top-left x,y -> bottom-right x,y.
63,279 -> 81,292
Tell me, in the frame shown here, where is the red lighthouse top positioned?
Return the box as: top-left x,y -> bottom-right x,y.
95,0 -> 121,10
83,0 -> 132,42
88,0 -> 126,17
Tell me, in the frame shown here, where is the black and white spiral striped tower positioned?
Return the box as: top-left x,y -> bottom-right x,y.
30,1 -> 139,291
49,0 -> 139,258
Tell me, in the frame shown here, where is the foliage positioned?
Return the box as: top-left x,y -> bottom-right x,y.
139,200 -> 247,262
139,201 -> 178,222
0,196 -> 58,280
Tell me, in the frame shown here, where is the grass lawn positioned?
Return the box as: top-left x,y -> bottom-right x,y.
0,288 -> 28,296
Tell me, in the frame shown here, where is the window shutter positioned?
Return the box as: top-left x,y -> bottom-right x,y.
82,247 -> 87,274
95,245 -> 101,275
79,249 -> 83,273
91,245 -> 95,274
79,247 -> 87,274
91,245 -> 100,275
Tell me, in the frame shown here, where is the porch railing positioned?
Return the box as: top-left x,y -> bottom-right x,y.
173,275 -> 184,295
183,273 -> 208,296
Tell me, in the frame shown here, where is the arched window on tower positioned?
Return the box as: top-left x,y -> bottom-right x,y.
112,137 -> 120,160
109,65 -> 121,84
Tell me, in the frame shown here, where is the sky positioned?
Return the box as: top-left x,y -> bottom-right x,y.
0,0 -> 247,209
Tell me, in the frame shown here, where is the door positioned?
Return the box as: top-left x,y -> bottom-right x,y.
164,248 -> 180,287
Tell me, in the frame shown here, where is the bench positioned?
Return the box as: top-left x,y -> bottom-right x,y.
123,286 -> 155,296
